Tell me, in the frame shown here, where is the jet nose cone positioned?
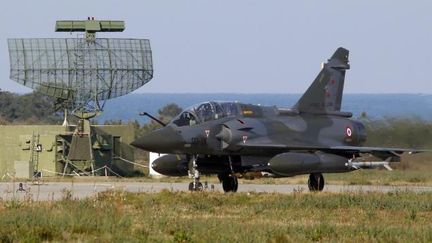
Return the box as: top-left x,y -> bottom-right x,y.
131,126 -> 183,153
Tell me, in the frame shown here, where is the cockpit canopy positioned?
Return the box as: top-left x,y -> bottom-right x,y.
172,101 -> 239,127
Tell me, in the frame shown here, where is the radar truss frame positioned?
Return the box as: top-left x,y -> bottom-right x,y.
8,38 -> 153,115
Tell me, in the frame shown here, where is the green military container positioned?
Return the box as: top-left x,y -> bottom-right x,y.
0,124 -> 137,179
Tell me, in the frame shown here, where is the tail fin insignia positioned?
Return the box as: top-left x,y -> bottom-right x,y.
293,47 -> 350,113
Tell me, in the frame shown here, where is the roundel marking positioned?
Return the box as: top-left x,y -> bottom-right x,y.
345,127 -> 353,137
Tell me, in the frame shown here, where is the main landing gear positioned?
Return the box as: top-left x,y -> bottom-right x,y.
218,174 -> 238,192
308,173 -> 325,191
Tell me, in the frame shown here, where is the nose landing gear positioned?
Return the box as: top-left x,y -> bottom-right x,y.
188,155 -> 203,191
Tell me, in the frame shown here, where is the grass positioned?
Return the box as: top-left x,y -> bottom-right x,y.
0,190 -> 432,242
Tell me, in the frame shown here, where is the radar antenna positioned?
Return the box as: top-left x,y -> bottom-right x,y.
8,18 -> 153,118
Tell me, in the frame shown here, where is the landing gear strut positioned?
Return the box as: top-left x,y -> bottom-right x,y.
218,174 -> 238,192
308,173 -> 324,191
188,155 -> 203,191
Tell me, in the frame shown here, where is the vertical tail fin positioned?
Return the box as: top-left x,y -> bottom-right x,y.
293,47 -> 350,113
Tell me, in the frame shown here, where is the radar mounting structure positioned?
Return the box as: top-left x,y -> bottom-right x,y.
7,18 -> 154,176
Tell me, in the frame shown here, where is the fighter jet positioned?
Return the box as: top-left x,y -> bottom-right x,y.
132,47 -> 423,192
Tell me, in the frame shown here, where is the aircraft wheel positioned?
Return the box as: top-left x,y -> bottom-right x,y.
308,173 -> 325,191
188,182 -> 203,191
231,176 -> 238,192
222,175 -> 238,193
222,179 -> 231,192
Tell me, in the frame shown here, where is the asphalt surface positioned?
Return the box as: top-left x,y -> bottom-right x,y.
2,181 -> 432,201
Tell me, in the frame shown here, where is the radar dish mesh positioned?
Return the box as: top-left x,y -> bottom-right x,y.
8,38 -> 153,110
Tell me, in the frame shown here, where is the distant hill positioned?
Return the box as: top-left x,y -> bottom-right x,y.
96,93 -> 432,123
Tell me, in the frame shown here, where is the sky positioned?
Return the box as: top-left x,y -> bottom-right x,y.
0,0 -> 431,94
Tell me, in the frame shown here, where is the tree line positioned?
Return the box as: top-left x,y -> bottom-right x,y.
0,91 -> 62,124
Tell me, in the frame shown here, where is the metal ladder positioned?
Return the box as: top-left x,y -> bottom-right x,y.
30,132 -> 40,174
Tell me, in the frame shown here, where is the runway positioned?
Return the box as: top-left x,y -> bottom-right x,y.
3,181 -> 432,201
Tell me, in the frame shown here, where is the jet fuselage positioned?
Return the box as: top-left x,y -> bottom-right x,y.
133,101 -> 367,157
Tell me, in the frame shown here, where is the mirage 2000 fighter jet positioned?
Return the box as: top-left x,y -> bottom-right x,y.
132,47 -> 424,192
